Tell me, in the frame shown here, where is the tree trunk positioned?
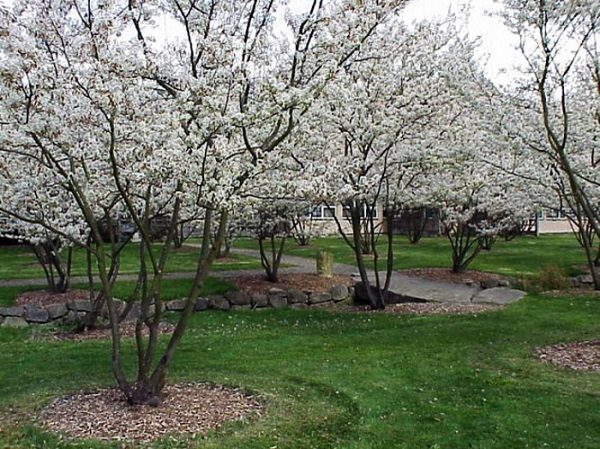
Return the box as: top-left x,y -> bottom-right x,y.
446,223 -> 483,273
258,234 -> 286,283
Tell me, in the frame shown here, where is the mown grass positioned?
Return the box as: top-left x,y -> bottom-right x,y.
236,233 -> 588,278
0,244 -> 260,280
0,277 -> 234,307
2,234 -> 587,282
1,288 -> 600,448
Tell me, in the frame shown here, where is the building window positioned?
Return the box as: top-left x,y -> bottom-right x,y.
310,204 -> 335,220
342,202 -> 378,219
546,208 -> 567,220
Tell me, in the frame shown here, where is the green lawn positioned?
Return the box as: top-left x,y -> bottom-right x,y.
0,244 -> 261,280
3,234 -> 587,283
236,234 -> 589,278
0,277 -> 234,307
0,290 -> 599,448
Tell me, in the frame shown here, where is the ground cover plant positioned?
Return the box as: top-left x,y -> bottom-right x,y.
235,234 -> 589,278
1,288 -> 600,448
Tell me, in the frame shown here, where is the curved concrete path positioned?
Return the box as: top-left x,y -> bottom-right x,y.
0,245 -> 526,306
222,248 -> 526,306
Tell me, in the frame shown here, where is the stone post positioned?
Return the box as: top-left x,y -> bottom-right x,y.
316,250 -> 333,278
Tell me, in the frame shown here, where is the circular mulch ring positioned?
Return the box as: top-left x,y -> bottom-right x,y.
16,289 -> 90,307
39,383 -> 263,442
48,321 -> 176,342
233,273 -> 353,295
536,340 -> 600,372
398,268 -> 506,286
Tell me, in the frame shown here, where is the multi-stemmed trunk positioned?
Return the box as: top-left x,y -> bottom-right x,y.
290,215 -> 312,247
445,222 -> 482,273
334,202 -> 394,310
258,234 -> 286,283
93,203 -> 229,405
30,239 -> 72,293
404,207 -> 428,245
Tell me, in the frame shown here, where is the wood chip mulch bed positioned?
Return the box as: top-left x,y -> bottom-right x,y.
48,321 -> 176,342
536,341 -> 600,372
16,289 -> 90,307
39,383 -> 263,443
233,273 -> 353,295
398,268 -> 505,285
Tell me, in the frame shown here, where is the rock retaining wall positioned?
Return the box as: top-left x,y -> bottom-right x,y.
0,284 -> 354,327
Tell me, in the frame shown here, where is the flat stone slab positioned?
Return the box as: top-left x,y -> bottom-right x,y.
381,274 -> 480,304
472,287 -> 526,305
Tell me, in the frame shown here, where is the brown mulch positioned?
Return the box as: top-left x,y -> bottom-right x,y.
16,289 -> 90,307
325,302 -> 502,315
39,383 -> 263,442
536,341 -> 600,372
49,321 -> 176,342
398,268 -> 504,285
233,273 -> 353,295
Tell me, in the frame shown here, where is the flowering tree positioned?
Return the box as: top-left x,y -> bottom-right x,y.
300,17 -> 485,308
431,162 -> 535,273
498,0 -> 600,288
0,0 -> 402,404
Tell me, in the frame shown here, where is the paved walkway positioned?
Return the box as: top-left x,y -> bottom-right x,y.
230,248 -> 526,305
0,246 -> 526,306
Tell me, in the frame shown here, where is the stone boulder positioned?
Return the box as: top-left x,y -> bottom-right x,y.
330,285 -> 349,302
195,298 -> 208,312
166,299 -> 187,312
269,296 -> 288,309
287,289 -> 308,304
208,295 -> 230,311
290,303 -> 308,310
123,302 -> 142,322
0,306 -> 25,317
25,306 -> 50,323
46,303 -> 68,321
2,316 -> 28,328
308,292 -> 332,305
67,300 -> 93,313
251,293 -> 269,308
225,291 -> 251,306
480,279 -> 500,289
231,304 -> 251,311
101,299 -> 127,319
268,288 -> 288,308
63,310 -> 86,324
578,274 -> 594,285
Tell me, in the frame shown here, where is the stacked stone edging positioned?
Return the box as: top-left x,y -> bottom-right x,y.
0,284 -> 354,327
